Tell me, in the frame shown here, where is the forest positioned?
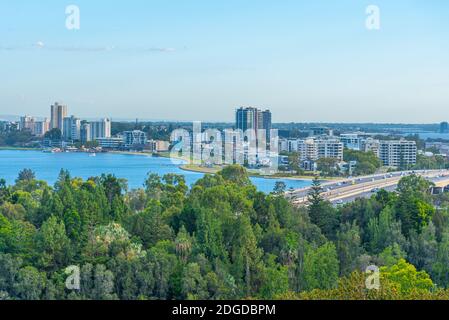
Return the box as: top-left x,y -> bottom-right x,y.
1,165 -> 449,300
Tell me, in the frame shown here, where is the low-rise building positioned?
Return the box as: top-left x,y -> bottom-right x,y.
97,137 -> 123,149
123,130 -> 147,149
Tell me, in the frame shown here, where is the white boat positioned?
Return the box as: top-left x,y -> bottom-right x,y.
89,153 -> 97,157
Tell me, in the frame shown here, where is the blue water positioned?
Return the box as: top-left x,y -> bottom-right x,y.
0,150 -> 311,193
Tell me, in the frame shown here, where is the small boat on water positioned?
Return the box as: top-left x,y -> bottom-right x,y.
89,153 -> 97,157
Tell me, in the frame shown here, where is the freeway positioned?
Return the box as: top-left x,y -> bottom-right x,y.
287,169 -> 449,207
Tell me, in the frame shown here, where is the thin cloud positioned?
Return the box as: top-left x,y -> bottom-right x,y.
0,42 -> 177,54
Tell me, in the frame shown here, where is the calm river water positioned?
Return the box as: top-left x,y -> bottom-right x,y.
0,150 -> 312,193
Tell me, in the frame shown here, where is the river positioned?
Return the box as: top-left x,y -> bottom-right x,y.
0,150 -> 312,193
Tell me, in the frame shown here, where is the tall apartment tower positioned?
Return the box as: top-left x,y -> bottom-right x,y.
80,122 -> 91,143
50,102 -> 68,131
236,107 -> 272,136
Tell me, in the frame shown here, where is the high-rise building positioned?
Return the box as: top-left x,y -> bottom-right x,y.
80,122 -> 91,143
50,102 -> 68,132
63,116 -> 81,141
235,107 -> 272,143
90,118 -> 111,140
236,107 -> 271,133
440,122 -> 449,134
379,139 -> 417,168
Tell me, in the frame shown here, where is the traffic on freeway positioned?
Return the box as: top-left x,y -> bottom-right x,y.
287,170 -> 449,207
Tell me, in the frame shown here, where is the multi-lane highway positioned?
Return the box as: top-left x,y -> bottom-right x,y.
287,170 -> 449,206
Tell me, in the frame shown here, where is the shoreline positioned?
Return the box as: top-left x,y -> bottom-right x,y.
179,164 -> 339,182
0,146 -> 38,151
0,148 -> 338,183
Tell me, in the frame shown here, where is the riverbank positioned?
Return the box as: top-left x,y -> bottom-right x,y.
0,149 -> 313,193
0,146 -> 38,151
108,150 -> 154,157
180,164 -> 343,182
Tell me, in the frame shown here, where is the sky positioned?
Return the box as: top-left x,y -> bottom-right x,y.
0,0 -> 448,123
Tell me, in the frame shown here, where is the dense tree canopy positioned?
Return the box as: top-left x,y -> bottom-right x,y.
1,168 -> 449,300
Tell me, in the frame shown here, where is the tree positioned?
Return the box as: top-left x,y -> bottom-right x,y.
44,128 -> 62,141
344,149 -> 381,176
16,169 -> 36,183
395,175 -> 435,236
231,215 -> 263,297
0,253 -> 22,295
302,242 -> 339,291
13,266 -> 47,300
408,223 -> 438,273
181,263 -> 208,300
336,222 -> 364,276
273,181 -> 287,195
308,177 -> 338,240
381,259 -> 434,295
367,206 -> 406,254
78,264 -> 118,300
432,234 -> 449,288
218,165 -> 251,186
258,255 -> 289,299
0,213 -> 13,251
127,202 -> 173,249
34,216 -> 71,271
316,158 -> 340,177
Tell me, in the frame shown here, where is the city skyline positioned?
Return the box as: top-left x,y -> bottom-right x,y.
1,1 -> 449,123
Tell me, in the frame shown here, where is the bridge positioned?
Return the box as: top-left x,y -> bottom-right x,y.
287,170 -> 449,206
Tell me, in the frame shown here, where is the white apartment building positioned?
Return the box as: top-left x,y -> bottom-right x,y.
63,116 -> 81,141
340,133 -> 363,151
316,139 -> 344,161
362,138 -> 381,157
298,139 -> 319,161
90,118 -> 111,140
20,116 -> 50,137
33,119 -> 50,137
379,139 -> 417,167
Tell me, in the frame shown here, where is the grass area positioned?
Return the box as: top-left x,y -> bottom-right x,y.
180,164 -> 342,181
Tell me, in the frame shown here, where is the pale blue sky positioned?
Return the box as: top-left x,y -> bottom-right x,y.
0,0 -> 448,123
